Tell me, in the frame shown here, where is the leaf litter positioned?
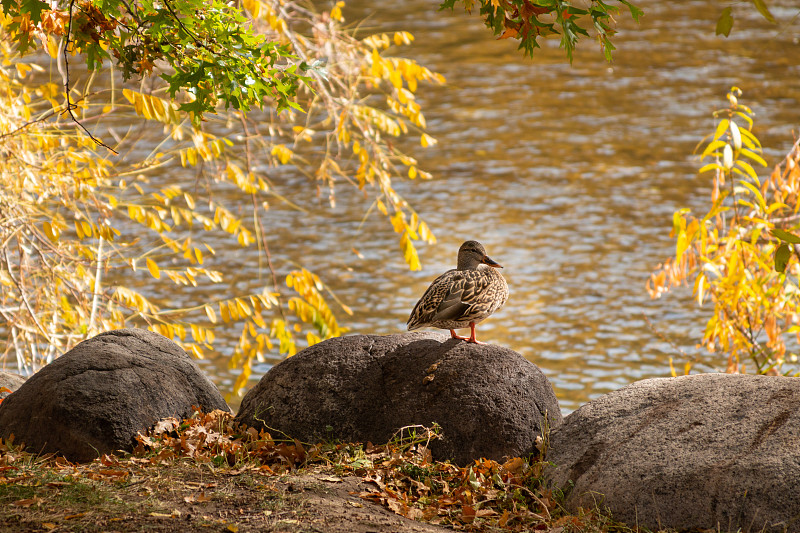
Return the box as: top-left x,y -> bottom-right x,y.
0,409 -> 627,532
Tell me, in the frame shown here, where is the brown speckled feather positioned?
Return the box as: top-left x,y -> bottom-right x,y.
407,241 -> 509,333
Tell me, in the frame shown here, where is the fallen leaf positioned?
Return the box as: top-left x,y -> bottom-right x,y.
152,417 -> 180,435
502,456 -> 526,474
320,475 -> 342,483
184,492 -> 212,503
12,497 -> 43,508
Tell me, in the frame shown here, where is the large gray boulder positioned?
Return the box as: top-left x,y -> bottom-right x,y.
235,332 -> 562,465
546,373 -> 800,532
0,328 -> 230,462
0,371 -> 25,399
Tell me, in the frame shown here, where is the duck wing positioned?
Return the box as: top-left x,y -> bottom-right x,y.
433,269 -> 502,323
407,269 -> 457,329
408,268 -> 506,330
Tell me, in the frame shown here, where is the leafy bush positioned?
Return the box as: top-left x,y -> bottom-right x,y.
649,87 -> 800,376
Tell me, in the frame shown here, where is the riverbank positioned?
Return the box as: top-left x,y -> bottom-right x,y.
0,410 -> 621,532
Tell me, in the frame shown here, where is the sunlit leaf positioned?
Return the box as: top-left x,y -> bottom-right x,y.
752,0 -> 776,23
729,120 -> 742,151
699,163 -> 724,174
741,148 -> 767,167
713,120 -> 730,141
146,258 -> 161,279
205,304 -> 217,324
722,144 -> 734,169
702,140 -> 727,159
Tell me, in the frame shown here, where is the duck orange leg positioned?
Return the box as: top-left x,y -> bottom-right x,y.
450,329 -> 470,341
450,323 -> 484,344
467,322 -> 484,344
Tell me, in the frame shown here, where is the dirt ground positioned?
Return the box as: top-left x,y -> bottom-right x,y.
0,463 -> 451,533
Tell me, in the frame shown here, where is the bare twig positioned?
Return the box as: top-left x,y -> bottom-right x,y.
64,0 -> 119,154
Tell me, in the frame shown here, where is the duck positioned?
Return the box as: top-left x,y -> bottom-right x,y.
407,240 -> 508,344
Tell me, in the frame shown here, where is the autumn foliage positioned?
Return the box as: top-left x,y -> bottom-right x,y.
649,88 -> 800,376
0,0 -> 439,395
440,0 -> 643,61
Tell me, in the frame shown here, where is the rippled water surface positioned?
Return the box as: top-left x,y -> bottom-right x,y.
216,0 -> 800,412
24,0 -> 800,413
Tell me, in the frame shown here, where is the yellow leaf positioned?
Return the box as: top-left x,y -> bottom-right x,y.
271,144 -> 293,164
146,258 -> 161,279
390,211 -> 405,233
701,140 -> 727,160
713,119 -> 730,141
81,220 -> 93,238
420,133 -> 437,148
741,148 -> 767,167
43,221 -> 59,242
15,63 -> 32,78
699,163 -> 723,174
676,231 -> 688,264
330,1 -> 343,21
46,37 -> 59,58
389,70 -> 402,89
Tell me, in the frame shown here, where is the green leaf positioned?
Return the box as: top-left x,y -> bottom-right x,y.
716,7 -> 734,37
775,243 -> 791,272
752,0 -> 776,23
618,0 -> 644,21
772,228 -> 800,244
1,0 -> 15,15
20,0 -> 49,23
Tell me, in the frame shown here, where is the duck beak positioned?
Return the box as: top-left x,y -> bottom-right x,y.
483,255 -> 503,268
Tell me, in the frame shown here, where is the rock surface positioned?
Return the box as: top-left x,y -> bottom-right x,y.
0,372 -> 25,399
0,328 -> 230,462
546,373 -> 800,532
235,332 -> 561,465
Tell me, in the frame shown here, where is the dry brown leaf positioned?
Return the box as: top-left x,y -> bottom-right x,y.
12,497 -> 43,508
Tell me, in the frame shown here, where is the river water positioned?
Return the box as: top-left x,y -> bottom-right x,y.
209,0 -> 800,412
15,0 -> 800,413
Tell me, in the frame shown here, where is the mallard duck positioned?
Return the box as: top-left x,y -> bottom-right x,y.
407,240 -> 509,344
